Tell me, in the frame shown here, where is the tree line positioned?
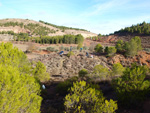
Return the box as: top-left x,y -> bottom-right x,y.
114,21 -> 150,35
34,34 -> 84,44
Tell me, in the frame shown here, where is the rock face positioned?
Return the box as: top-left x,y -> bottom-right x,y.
31,53 -> 110,81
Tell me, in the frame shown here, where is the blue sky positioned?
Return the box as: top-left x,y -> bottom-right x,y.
0,0 -> 150,34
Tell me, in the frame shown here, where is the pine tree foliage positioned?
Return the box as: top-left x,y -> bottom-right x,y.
111,63 -> 125,77
0,42 -> 44,112
92,65 -> 110,80
115,36 -> 142,57
115,40 -> 124,52
112,64 -> 150,107
94,44 -> 103,53
114,21 -> 150,35
33,61 -> 50,82
64,81 -> 117,113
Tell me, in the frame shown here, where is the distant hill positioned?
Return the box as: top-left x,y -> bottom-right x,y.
114,21 -> 150,36
0,18 -> 97,38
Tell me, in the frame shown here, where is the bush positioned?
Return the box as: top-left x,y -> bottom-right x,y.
92,65 -> 110,80
133,36 -> 142,51
33,61 -> 50,83
94,44 -> 103,53
104,46 -> 108,53
115,40 -> 124,52
123,36 -> 142,57
111,63 -> 125,77
106,47 -> 117,56
125,38 -> 138,56
78,69 -> 88,78
64,81 -> 118,113
67,51 -> 74,57
46,47 -> 55,52
77,43 -> 83,50
112,64 -> 150,107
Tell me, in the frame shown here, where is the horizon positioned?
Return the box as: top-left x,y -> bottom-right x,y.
0,0 -> 150,35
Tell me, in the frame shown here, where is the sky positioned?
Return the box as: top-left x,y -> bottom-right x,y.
0,0 -> 150,34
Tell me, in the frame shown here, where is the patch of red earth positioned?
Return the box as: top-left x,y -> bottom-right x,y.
109,51 -> 150,67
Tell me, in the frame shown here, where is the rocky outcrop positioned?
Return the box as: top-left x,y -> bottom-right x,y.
31,53 -> 110,81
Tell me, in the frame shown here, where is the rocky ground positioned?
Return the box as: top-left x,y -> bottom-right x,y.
31,52 -> 110,81
31,51 -> 150,82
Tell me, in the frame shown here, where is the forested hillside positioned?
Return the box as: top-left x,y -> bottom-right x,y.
114,21 -> 150,35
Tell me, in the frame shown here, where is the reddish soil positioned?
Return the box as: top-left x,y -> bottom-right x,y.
109,51 -> 150,67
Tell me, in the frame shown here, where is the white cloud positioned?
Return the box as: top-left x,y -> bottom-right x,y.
0,2 -> 2,7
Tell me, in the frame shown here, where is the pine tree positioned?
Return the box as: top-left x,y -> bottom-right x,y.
64,81 -> 117,113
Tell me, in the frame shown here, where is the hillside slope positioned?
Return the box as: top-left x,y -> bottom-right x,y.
0,18 -> 97,38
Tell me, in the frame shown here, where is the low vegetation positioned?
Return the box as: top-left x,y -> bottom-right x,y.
64,81 -> 118,113
112,64 -> 150,108
115,36 -> 142,56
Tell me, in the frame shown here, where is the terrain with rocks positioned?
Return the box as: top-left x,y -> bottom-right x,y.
31,51 -> 150,81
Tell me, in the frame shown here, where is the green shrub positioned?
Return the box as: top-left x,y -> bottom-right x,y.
94,44 -> 103,53
92,65 -> 110,80
78,69 -> 88,78
46,47 -> 55,52
112,64 -> 150,107
106,47 -> 117,56
67,51 -> 74,57
77,43 -> 83,50
64,81 -> 118,113
115,40 -> 124,52
133,36 -> 142,51
111,63 -> 125,77
104,46 -> 108,53
124,36 -> 142,57
33,61 -> 50,83
125,38 -> 138,56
